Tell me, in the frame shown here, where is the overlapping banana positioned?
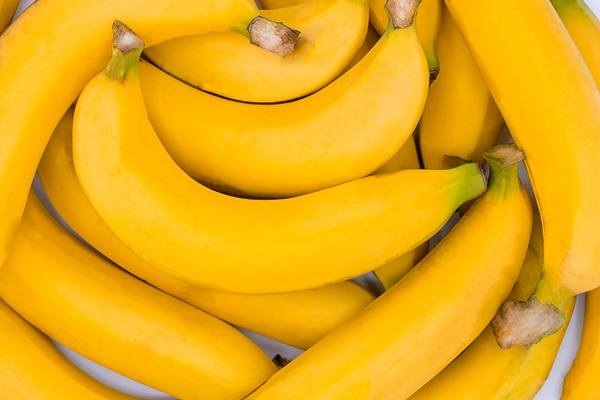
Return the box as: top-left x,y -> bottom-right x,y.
0,0 -> 299,267
38,105 -> 376,350
260,0 -> 441,78
71,20 -> 483,294
0,299 -> 138,399
0,188 -> 279,399
244,144 -> 532,399
144,0 -> 370,102
409,210 -> 576,400
418,2 -> 504,169
139,0 -> 429,199
0,0 -> 18,32
445,0 -> 600,346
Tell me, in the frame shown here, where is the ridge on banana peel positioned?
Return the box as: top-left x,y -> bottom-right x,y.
0,299 -> 137,399
140,0 -> 429,199
0,188 -> 279,400
38,105 -> 376,351
243,144 -> 533,400
445,0 -> 600,347
419,3 -> 504,170
72,21 -> 483,294
0,0 -> 299,269
144,0 -> 370,103
409,209 -> 576,400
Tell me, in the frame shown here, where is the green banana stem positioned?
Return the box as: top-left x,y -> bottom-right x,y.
104,21 -> 144,82
482,144 -> 524,200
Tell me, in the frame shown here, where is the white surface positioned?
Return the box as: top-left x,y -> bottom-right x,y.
10,0 -> 600,398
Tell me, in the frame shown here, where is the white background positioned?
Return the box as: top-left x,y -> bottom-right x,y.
11,0 -> 600,398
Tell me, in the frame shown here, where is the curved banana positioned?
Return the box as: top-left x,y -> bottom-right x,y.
0,299 -> 137,399
418,3 -> 504,169
371,0 -> 442,78
72,22 -> 484,294
144,0 -> 370,103
0,0 -> 299,267
409,209 -> 576,400
445,0 -> 600,344
140,0 -> 429,199
561,289 -> 600,399
551,0 -> 600,86
38,106 -> 376,350
0,189 -> 279,399
244,144 -> 533,400
0,0 -> 18,32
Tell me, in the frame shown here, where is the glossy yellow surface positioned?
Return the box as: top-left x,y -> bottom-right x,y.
419,3 -> 504,169
0,0 -> 266,268
0,191 -> 277,399
562,290 -> 600,399
73,39 -> 483,294
0,299 -> 136,399
38,106 -> 376,350
551,0 -> 600,86
145,0 -> 370,102
445,0 -> 600,295
245,145 -> 532,399
139,18 -> 428,198
410,210 -> 576,400
0,0 -> 18,32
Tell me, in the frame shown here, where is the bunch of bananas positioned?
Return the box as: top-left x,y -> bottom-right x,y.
1,0 -> 599,398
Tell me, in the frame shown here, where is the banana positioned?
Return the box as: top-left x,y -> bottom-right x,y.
0,0 -> 18,32
244,144 -> 532,400
0,299 -> 138,399
418,2 -> 504,169
38,105 -> 376,351
445,0 -> 600,345
139,0 -> 429,199
372,136 -> 429,290
342,22 -> 381,73
409,209 -> 576,400
144,0 -> 370,103
551,0 -> 600,86
0,188 -> 279,399
0,0 -> 299,268
72,21 -> 484,294
370,0 -> 442,78
561,290 -> 600,399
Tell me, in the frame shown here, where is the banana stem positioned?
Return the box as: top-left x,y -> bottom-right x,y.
247,16 -> 300,57
104,21 -> 144,82
385,0 -> 421,29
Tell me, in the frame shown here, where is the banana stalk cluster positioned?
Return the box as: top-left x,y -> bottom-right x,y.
0,0 -> 599,398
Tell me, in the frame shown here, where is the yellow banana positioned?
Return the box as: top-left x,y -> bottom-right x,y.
72,21 -> 484,294
551,0 -> 600,87
140,0 -> 429,199
0,189 -> 278,399
0,0 -> 18,32
0,299 -> 137,399
418,3 -> 504,169
342,22 -> 381,73
445,0 -> 600,345
38,106 -> 376,351
0,0 -> 298,268
244,144 -> 533,400
264,0 -> 442,80
409,209 -> 576,400
372,136 -> 429,290
144,0 -> 370,103
370,0 -> 442,78
561,289 -> 600,399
